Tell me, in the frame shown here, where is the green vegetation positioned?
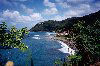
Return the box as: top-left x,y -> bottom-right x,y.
55,20 -> 100,66
0,22 -> 29,51
56,19 -> 100,66
30,19 -> 74,32
31,10 -> 100,66
56,17 -> 100,66
0,22 -> 29,65
68,20 -> 100,65
30,20 -> 64,32
55,54 -> 82,66
30,10 -> 100,33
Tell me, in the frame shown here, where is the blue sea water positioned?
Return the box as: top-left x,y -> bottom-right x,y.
0,32 -> 69,66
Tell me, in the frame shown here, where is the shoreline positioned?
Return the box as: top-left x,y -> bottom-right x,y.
51,36 -> 77,55
55,36 -> 77,50
57,40 -> 75,55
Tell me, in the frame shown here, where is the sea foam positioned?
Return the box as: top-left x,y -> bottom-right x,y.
34,35 -> 39,36
46,32 -> 56,36
32,37 -> 40,39
58,41 -> 75,55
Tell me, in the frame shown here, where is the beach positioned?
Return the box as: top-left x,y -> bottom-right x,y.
49,34 -> 77,55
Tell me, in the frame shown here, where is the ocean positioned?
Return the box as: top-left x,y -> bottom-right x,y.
0,32 -> 72,66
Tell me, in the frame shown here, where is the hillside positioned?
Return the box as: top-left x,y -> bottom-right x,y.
30,10 -> 100,32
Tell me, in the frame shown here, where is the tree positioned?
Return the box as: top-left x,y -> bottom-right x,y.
67,20 -> 100,65
0,22 -> 29,51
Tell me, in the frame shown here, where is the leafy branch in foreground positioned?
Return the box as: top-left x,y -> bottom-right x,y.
0,22 -> 29,51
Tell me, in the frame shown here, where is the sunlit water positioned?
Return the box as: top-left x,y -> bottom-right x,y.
0,32 -> 70,66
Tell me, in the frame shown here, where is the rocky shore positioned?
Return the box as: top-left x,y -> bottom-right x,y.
49,35 -> 77,55
54,36 -> 77,50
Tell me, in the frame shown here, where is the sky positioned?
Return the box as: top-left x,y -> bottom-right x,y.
0,0 -> 100,29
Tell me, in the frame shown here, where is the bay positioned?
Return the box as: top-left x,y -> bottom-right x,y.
0,32 -> 69,66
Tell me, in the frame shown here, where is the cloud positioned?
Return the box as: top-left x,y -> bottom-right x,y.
43,0 -> 58,15
2,9 -> 43,23
55,0 -> 100,19
63,4 -> 92,18
0,0 -> 28,9
30,13 -> 43,20
50,3 -> 93,21
58,2 -> 71,8
43,0 -> 100,20
64,10 -> 82,18
51,15 -> 65,21
44,0 -> 55,7
55,0 -> 72,8
1,0 -> 100,27
43,7 -> 58,15
20,4 -> 34,14
0,0 -> 27,6
55,0 -> 94,9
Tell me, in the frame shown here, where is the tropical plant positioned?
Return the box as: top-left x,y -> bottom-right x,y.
0,22 -> 29,51
66,20 -> 100,65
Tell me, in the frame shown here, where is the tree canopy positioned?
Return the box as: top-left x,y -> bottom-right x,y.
0,22 -> 29,51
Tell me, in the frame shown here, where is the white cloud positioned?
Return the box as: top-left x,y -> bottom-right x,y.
2,10 -> 20,19
78,4 -> 91,10
43,0 -> 100,21
55,0 -> 94,9
43,0 -> 58,15
21,4 -> 34,14
44,0 -> 55,7
55,0 -> 71,8
51,15 -> 65,21
30,13 -> 43,20
63,3 -> 92,18
64,10 -> 81,18
2,10 -> 43,23
58,2 -> 71,8
43,7 -> 58,15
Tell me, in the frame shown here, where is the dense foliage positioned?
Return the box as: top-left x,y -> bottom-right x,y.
69,20 -> 100,65
55,54 -> 82,66
56,19 -> 100,66
31,10 -> 100,66
30,19 -> 75,32
0,22 -> 29,51
30,20 -> 64,32
55,11 -> 100,65
30,10 -> 100,33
